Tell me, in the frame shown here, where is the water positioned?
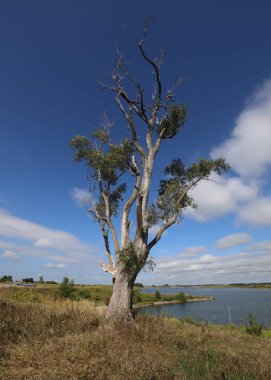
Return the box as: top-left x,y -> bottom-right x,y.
139,287 -> 271,326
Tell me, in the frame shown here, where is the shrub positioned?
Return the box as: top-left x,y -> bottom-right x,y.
0,275 -> 12,283
176,292 -> 187,303
246,313 -> 264,336
56,277 -> 75,298
11,289 -> 40,303
77,289 -> 91,300
154,290 -> 161,300
133,289 -> 142,304
134,283 -> 144,288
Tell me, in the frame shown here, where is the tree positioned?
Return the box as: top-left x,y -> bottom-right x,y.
0,275 -> 12,283
56,277 -> 75,298
38,275 -> 44,284
71,22 -> 230,322
154,290 -> 161,300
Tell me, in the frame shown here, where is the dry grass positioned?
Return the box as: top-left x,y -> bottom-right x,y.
1,296 -> 271,379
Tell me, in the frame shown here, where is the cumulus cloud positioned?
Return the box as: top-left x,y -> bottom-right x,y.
211,79 -> 271,178
215,233 -> 251,250
0,209 -> 99,263
70,187 -> 89,207
185,174 -> 257,221
2,249 -> 20,260
185,79 -> 271,225
238,197 -> 271,225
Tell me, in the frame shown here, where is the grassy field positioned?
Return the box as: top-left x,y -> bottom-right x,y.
0,284 -> 209,307
1,285 -> 271,379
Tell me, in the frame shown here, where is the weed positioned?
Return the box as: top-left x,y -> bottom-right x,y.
246,313 -> 264,336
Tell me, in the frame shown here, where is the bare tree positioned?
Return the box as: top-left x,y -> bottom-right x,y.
71,23 -> 230,322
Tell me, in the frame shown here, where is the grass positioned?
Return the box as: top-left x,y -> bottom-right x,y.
1,287 -> 271,379
0,284 -> 209,307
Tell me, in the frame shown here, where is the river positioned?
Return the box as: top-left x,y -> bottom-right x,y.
139,287 -> 271,327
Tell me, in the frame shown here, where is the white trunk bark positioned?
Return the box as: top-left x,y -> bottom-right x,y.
106,271 -> 136,322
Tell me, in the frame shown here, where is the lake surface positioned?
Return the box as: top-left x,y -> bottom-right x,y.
139,287 -> 271,327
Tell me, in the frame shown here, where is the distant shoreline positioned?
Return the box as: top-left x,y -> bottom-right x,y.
143,284 -> 271,290
135,296 -> 215,309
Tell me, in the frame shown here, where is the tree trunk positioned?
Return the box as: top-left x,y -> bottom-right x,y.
106,270 -> 136,323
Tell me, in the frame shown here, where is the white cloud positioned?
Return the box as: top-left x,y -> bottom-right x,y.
238,197 -> 271,225
185,174 -> 257,221
70,187 -> 89,207
198,254 -> 215,263
211,79 -> 271,178
215,233 -> 251,250
178,245 -> 207,257
186,79 -> 271,225
33,238 -> 53,248
151,245 -> 271,284
0,209 -> 98,263
2,249 -> 20,261
248,241 -> 271,252
46,263 -> 66,268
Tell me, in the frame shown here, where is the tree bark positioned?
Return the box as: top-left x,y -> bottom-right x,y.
106,269 -> 137,323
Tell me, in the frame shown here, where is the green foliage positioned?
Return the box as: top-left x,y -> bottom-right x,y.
155,157 -> 230,221
158,104 -> 188,139
147,203 -> 160,227
246,313 -> 264,336
56,277 -> 75,298
70,133 -> 134,186
0,275 -> 12,283
185,158 -> 230,181
119,242 -> 143,272
11,289 -> 41,303
154,290 -> 161,300
132,288 -> 142,304
70,127 -> 134,220
176,291 -> 187,303
73,289 -> 92,300
119,243 -> 156,273
38,276 -> 44,284
96,183 -> 127,217
144,256 -> 156,272
134,283 -> 144,288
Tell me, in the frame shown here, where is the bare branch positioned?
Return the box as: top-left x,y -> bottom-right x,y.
147,214 -> 177,251
137,40 -> 162,112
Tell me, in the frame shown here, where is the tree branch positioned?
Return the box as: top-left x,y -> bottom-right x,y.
99,221 -> 115,275
121,155 -> 141,249
147,214 -> 177,251
97,170 -> 120,253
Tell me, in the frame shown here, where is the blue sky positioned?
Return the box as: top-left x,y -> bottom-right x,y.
1,0 -> 271,284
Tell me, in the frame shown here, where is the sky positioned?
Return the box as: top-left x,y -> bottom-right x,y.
1,0 -> 271,285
